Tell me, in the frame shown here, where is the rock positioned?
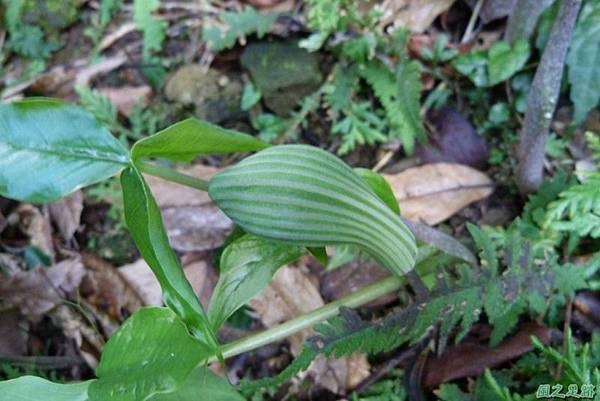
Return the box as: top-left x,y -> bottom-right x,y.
241,41 -> 322,116
165,66 -> 243,124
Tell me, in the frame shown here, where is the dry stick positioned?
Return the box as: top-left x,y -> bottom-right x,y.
515,0 -> 581,194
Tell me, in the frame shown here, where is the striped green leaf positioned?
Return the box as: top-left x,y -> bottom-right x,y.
208,145 -> 417,276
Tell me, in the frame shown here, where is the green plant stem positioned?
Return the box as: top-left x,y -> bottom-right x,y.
206,264 -> 436,364
136,161 -> 209,191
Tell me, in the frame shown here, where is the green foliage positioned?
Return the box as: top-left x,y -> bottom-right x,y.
0,376 -> 91,401
453,40 -> 530,87
89,307 -> 212,401
208,145 -> 417,276
121,167 -> 219,349
208,235 -> 304,331
241,224 -> 588,391
100,0 -> 121,27
133,0 -> 166,58
2,0 -> 60,59
545,133 -> 600,239
203,7 -> 279,52
149,367 -> 245,401
0,98 -> 129,203
75,85 -> 119,132
359,59 -> 426,154
567,1 -> 600,123
131,118 -> 268,162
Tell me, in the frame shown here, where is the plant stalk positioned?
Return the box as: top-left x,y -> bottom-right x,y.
136,161 -> 210,192
206,276 -> 403,363
205,263 -> 437,364
515,0 -> 581,194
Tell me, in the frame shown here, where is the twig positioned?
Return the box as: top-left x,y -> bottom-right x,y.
461,0 -> 485,44
515,0 -> 581,194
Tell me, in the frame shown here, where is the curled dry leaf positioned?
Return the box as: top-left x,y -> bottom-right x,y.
250,262 -> 370,394
145,165 -> 233,252
80,254 -> 144,318
0,257 -> 85,316
7,204 -> 54,259
384,163 -> 494,225
48,190 -> 83,242
380,0 -> 456,33
424,323 -> 553,388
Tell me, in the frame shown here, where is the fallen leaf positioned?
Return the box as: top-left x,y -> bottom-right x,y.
250,262 -> 370,394
243,0 -> 295,12
118,259 -> 163,307
417,108 -> 489,169
380,0 -> 456,33
48,190 -> 83,241
145,165 -> 233,252
50,304 -> 105,368
0,257 -> 85,316
97,86 -> 152,116
7,204 -> 54,260
183,260 -> 218,310
424,323 -> 553,387
80,254 -> 144,318
384,163 -> 494,225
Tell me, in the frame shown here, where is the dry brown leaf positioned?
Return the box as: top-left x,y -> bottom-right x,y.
48,191 -> 83,241
80,254 -> 144,318
8,204 -> 54,259
97,86 -> 152,116
380,0 -> 456,33
145,165 -> 233,252
0,257 -> 85,316
250,263 -> 370,394
384,163 -> 494,225
183,260 -> 218,310
118,259 -> 163,307
424,323 -> 553,388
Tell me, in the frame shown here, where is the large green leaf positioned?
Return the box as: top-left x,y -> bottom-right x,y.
567,3 -> 600,123
0,376 -> 91,401
89,307 -> 211,401
149,367 -> 245,401
131,118 -> 268,162
208,234 -> 304,331
208,145 -> 417,276
0,98 -> 129,203
121,166 -> 218,350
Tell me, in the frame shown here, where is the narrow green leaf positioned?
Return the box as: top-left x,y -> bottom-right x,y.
208,234 -> 304,331
0,376 -> 91,401
208,145 -> 417,276
149,367 -> 245,401
354,168 -> 400,215
131,118 -> 268,162
487,40 -> 530,86
0,98 -> 129,203
89,307 -> 211,401
567,4 -> 600,123
121,166 -> 218,349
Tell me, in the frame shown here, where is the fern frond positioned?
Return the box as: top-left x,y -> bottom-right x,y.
545,172 -> 600,238
202,7 -> 278,52
359,60 -> 425,154
133,0 -> 166,57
